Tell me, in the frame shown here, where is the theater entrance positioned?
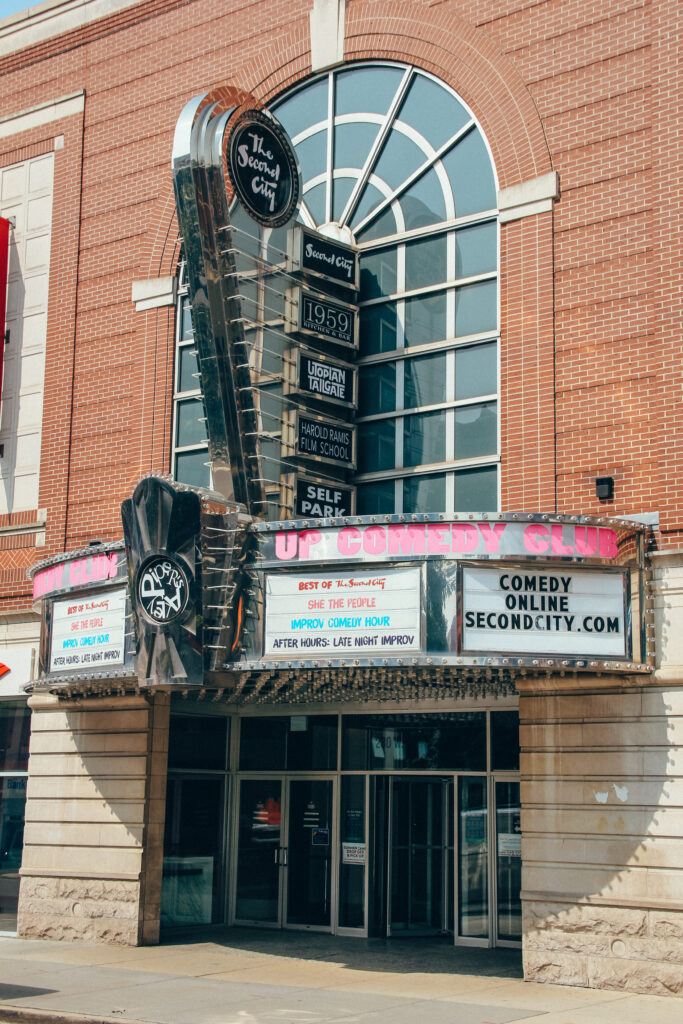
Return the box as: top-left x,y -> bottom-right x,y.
369,776 -> 454,936
232,777 -> 336,930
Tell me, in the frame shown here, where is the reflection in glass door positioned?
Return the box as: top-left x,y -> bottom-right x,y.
234,777 -> 335,929
286,779 -> 333,926
458,776 -> 488,939
495,780 -> 522,942
388,777 -> 453,935
235,779 -> 282,923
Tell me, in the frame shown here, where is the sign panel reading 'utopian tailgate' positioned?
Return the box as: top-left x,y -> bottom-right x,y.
461,566 -> 628,658
264,568 -> 421,656
49,587 -> 127,672
296,350 -> 356,406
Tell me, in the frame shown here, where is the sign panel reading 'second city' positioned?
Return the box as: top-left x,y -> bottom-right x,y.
49,587 -> 127,672
264,568 -> 421,656
461,565 -> 628,658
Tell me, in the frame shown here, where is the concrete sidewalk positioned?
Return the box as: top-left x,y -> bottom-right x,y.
0,929 -> 680,1024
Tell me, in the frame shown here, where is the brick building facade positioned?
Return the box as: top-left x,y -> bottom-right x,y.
0,0 -> 680,997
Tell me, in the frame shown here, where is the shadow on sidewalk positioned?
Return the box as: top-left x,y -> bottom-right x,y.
159,926 -> 523,979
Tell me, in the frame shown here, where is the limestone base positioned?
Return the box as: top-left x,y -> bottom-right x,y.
18,875 -> 141,945
523,901 -> 683,996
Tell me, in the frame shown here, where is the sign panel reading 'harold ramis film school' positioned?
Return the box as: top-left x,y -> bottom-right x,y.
461,565 -> 628,658
264,568 -> 421,655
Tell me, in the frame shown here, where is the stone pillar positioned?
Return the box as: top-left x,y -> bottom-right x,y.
519,552 -> 683,996
17,690 -> 170,945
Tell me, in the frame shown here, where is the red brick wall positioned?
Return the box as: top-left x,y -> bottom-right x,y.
0,0 -> 677,615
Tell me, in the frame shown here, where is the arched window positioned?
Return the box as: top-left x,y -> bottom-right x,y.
272,62 -> 499,514
171,63 -> 499,514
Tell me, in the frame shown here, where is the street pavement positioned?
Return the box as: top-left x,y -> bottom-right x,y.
0,928 -> 680,1024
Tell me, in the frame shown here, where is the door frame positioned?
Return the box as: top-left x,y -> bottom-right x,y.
386,775 -> 453,937
229,773 -> 338,932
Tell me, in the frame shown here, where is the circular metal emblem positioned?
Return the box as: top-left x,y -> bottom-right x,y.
227,109 -> 300,228
136,556 -> 190,625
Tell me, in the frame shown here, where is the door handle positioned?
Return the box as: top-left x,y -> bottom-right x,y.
282,847 -> 288,866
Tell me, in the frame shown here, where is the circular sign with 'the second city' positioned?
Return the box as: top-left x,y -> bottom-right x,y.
227,109 -> 300,228
137,556 -> 190,625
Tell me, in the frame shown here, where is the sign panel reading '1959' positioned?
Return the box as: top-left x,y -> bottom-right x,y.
286,288 -> 358,349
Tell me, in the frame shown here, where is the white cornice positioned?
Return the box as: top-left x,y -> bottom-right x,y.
0,0 -> 144,57
0,90 -> 84,138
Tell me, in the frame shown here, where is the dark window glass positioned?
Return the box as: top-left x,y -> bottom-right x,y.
400,168 -> 447,230
295,130 -> 327,181
176,398 -> 207,447
351,182 -> 387,232
357,480 -> 395,515
304,182 -> 326,224
335,65 -> 404,117
162,777 -> 224,926
335,123 -> 380,181
239,716 -> 338,771
398,74 -> 470,150
177,346 -> 199,393
403,411 -> 447,467
404,353 -> 448,409
405,235 -> 447,292
275,76 -> 328,138
180,300 -> 193,340
374,131 -> 425,191
404,291 -> 447,348
360,302 -> 397,355
455,342 -> 497,400
491,711 -> 519,771
339,775 -> 366,928
168,715 -> 229,772
455,279 -> 497,337
360,249 -> 397,300
442,130 -> 496,216
175,450 -> 210,489
359,363 -> 396,415
403,472 -> 446,513
358,420 -> 395,473
454,466 -> 497,512
342,713 -> 486,771
0,704 -> 30,772
454,402 -> 497,460
455,221 -> 497,278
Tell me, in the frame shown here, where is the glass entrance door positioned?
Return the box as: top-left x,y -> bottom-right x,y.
233,776 -> 335,929
494,779 -> 522,942
387,777 -> 453,935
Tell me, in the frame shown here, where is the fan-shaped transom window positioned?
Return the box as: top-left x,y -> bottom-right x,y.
172,63 -> 499,515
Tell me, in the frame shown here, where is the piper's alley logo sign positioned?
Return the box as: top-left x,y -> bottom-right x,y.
227,109 -> 300,227
136,556 -> 190,625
